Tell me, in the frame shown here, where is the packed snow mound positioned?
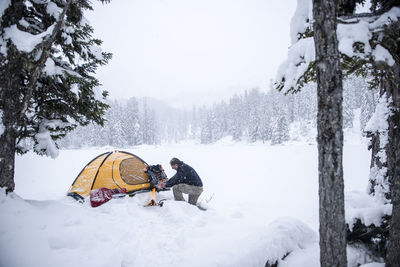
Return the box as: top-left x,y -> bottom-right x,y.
0,188 -> 317,267
346,190 -> 392,230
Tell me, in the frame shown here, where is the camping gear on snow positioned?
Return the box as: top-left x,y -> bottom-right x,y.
67,150 -> 168,201
144,188 -> 167,207
146,188 -> 158,206
90,188 -> 127,207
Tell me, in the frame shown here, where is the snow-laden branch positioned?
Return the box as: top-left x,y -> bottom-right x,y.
274,1 -> 400,94
19,0 -> 73,121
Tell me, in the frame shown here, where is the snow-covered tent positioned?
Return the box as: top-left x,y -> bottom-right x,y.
67,151 -> 155,198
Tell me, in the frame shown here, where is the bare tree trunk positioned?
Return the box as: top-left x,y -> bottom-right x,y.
385,57 -> 400,267
386,105 -> 400,266
313,0 -> 347,266
0,127 -> 17,193
0,45 -> 23,193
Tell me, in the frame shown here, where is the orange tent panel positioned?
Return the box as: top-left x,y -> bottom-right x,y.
68,151 -> 152,197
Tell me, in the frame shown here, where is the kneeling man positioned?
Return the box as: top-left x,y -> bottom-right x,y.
157,157 -> 203,205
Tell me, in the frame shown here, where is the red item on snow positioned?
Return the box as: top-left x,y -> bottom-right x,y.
90,188 -> 127,207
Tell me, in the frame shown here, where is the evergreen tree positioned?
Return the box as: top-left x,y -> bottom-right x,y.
200,108 -> 212,144
259,93 -> 273,143
360,87 -> 378,132
247,88 -> 263,142
275,0 -> 400,264
190,106 -> 199,139
0,0 -> 111,192
228,94 -> 244,141
313,1 -> 347,265
139,99 -> 159,145
271,116 -> 290,145
108,100 -> 127,147
124,97 -> 141,146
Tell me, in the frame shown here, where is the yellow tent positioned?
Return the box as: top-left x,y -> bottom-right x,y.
67,150 -> 153,198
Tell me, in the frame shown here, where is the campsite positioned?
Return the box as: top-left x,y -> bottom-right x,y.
1,0 -> 399,266
1,135 -> 373,267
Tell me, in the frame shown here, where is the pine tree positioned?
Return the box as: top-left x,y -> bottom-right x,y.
124,97 -> 141,146
228,94 -> 244,141
247,88 -> 263,142
341,1 -> 400,263
313,1 -> 347,265
275,0 -> 400,264
271,116 -> 290,145
0,0 -> 111,192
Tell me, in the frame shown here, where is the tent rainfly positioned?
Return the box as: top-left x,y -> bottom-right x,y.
67,151 -> 155,199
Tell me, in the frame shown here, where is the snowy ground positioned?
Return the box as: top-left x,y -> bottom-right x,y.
1,135 -> 377,267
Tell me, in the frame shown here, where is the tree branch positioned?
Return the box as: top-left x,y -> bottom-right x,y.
18,0 -> 73,121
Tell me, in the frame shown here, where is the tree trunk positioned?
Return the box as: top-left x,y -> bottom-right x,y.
385,58 -> 400,267
0,45 -> 24,193
386,105 -> 400,266
0,71 -> 19,192
313,0 -> 347,266
0,126 -> 17,193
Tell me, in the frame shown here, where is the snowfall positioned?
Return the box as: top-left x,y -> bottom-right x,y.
0,126 -> 388,267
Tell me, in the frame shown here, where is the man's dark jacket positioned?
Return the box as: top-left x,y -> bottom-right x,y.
166,162 -> 203,188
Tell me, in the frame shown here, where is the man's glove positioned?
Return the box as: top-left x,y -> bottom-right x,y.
154,182 -> 166,190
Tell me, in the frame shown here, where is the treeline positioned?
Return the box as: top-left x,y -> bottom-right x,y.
59,75 -> 378,148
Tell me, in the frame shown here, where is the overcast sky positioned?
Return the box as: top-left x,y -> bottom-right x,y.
86,0 -> 297,108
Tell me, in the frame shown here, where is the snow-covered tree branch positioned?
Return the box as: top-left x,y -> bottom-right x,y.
274,0 -> 400,264
0,0 -> 112,192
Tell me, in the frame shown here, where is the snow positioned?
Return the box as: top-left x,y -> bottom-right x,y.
93,86 -> 105,101
18,19 -> 30,28
0,109 -> 4,136
346,190 -> 392,230
337,21 -> 371,58
46,1 -> 62,19
61,32 -> 73,45
289,0 -> 312,44
90,44 -> 104,60
372,45 -> 395,66
0,131 -> 380,267
365,94 -> 392,133
70,83 -> 79,97
3,24 -> 55,53
360,263 -> 385,267
276,242 -> 384,267
337,7 -> 400,60
43,57 -> 64,76
355,1 -> 372,14
370,7 -> 400,28
364,94 -> 392,203
275,5 -> 400,93
34,121 -> 60,159
0,0 -> 10,19
275,37 -> 315,92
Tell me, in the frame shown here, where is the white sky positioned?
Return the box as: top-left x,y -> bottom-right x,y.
86,0 -> 297,108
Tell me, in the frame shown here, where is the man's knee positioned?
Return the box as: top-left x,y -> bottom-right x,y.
172,185 -> 185,201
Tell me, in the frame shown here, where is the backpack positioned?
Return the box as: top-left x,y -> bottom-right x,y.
145,164 -> 168,187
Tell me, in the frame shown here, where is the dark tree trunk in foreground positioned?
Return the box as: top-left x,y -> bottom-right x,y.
313,0 -> 347,266
385,44 -> 400,266
366,19 -> 400,265
0,127 -> 17,193
0,45 -> 23,193
387,104 -> 400,265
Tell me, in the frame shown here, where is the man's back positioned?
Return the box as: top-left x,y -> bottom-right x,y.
167,162 -> 203,187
